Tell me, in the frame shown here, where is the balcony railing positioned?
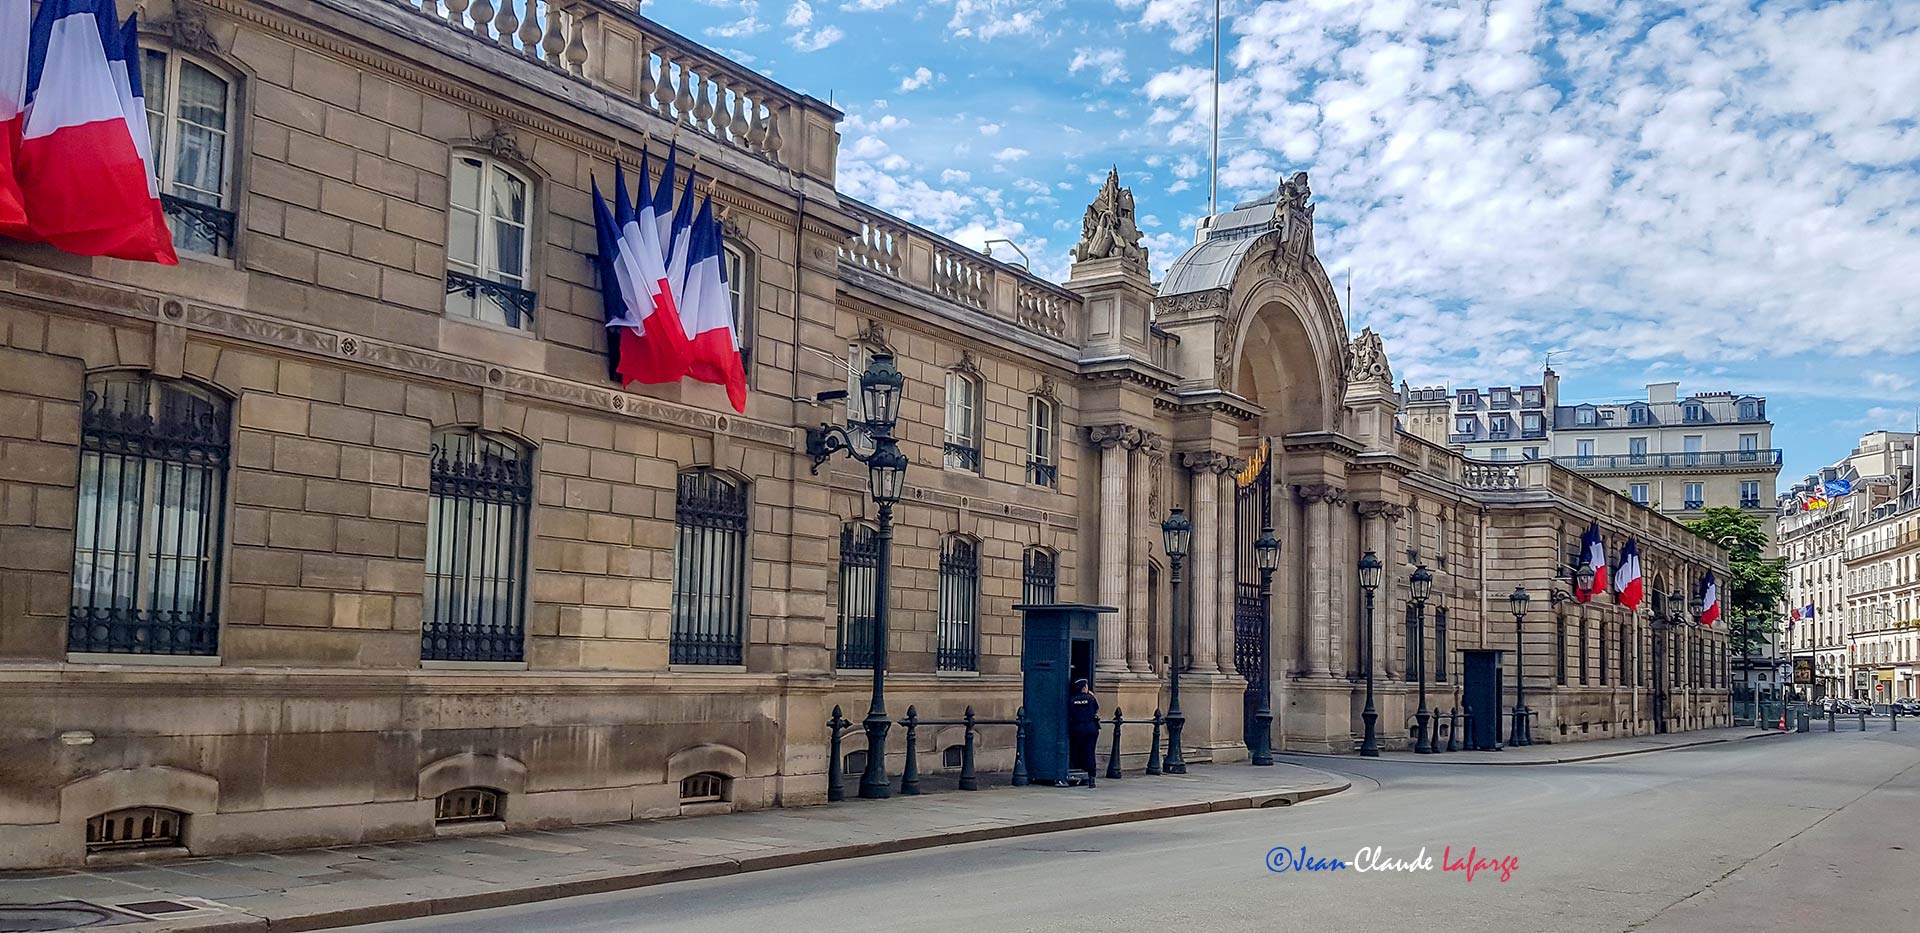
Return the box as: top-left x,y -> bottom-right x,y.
1683,500 -> 1705,510
1554,449 -> 1783,472
943,442 -> 980,472
1026,459 -> 1058,488
838,197 -> 1082,345
1846,529 -> 1920,561
387,0 -> 808,173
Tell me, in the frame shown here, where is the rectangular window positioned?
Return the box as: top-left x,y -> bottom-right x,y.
1684,435 -> 1703,466
1023,548 -> 1058,605
1027,396 -> 1057,487
144,52 -> 236,256
1491,389 -> 1510,407
1522,389 -> 1541,407
1405,604 -> 1419,683
944,372 -> 980,471
938,537 -> 979,671
1600,622 -> 1610,685
1456,416 -> 1476,435
1576,439 -> 1594,464
1490,448 -> 1508,461
1576,408 -> 1596,425
1556,621 -> 1567,685
1434,609 -> 1448,682
1631,483 -> 1649,505
69,375 -> 230,656
1629,437 -> 1647,464
1522,413 -> 1542,435
1490,415 -> 1511,437
1523,446 -> 1540,460
1580,621 -> 1590,685
836,523 -> 879,670
670,470 -> 750,666
423,432 -> 532,663
1740,480 -> 1761,509
1685,482 -> 1704,509
446,154 -> 534,329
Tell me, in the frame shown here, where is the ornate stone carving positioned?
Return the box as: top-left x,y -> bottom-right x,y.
1072,168 -> 1146,269
1154,289 -> 1226,318
1356,500 -> 1406,523
1088,423 -> 1142,449
1345,327 -> 1393,388
855,318 -> 894,353
1295,483 -> 1347,506
952,349 -> 982,378
473,125 -> 528,163
1033,375 -> 1058,402
1180,451 -> 1233,474
1149,448 -> 1166,518
148,0 -> 225,55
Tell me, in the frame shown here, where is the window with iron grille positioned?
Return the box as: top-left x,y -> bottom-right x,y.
671,470 -> 750,666
1600,622 -> 1610,684
1022,546 -> 1057,605
943,745 -> 964,769
142,51 -> 237,256
944,372 -> 980,471
938,536 -> 979,671
1580,620 -> 1590,685
1433,609 -> 1448,682
1404,604 -> 1418,682
1556,620 -> 1568,685
434,787 -> 502,823
69,373 -> 229,656
1026,395 -> 1056,487
836,522 -> 879,670
679,772 -> 731,804
85,806 -> 184,852
423,431 -> 531,663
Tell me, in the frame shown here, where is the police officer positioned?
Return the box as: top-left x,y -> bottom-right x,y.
1067,678 -> 1100,787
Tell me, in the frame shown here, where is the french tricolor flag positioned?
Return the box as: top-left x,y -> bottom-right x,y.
609,158 -> 690,385
1576,521 -> 1608,603
0,0 -> 27,231
1614,537 -> 1643,611
16,0 -> 173,262
1699,572 -> 1721,627
679,193 -> 746,413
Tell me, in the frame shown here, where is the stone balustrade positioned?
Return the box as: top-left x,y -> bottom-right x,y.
839,198 -> 1082,346
390,0 -> 799,171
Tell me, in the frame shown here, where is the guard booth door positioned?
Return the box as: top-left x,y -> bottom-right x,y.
1018,603 -> 1115,785
1071,639 -> 1094,694
1463,650 -> 1502,750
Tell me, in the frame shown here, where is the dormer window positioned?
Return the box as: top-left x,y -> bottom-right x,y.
1628,406 -> 1649,425
1683,402 -> 1707,423
1575,407 -> 1596,426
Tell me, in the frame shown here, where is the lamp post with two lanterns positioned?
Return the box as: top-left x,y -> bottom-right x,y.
1159,508 -> 1193,774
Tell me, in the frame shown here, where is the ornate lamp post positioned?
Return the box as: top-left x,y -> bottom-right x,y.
1249,524 -> 1281,765
1358,551 -> 1383,756
1546,548 -> 1595,743
1410,564 -> 1435,753
1509,585 -> 1531,747
1653,589 -> 1688,732
805,352 -> 906,800
1161,508 -> 1193,774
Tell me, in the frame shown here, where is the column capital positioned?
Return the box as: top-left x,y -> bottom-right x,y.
1355,500 -> 1405,522
1181,450 -> 1234,474
1088,423 -> 1145,450
1295,483 -> 1348,506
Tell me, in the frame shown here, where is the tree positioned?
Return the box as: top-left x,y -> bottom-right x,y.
1685,507 -> 1787,659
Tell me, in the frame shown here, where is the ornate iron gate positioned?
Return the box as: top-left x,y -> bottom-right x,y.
1235,440 -> 1272,747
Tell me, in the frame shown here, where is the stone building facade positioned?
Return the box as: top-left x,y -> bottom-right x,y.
0,0 -> 1728,869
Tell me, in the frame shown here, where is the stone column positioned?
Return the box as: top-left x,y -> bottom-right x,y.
1355,501 -> 1404,678
1182,451 -> 1225,673
1090,424 -> 1139,673
1127,435 -> 1159,672
1295,484 -> 1342,675
1218,466 -> 1241,679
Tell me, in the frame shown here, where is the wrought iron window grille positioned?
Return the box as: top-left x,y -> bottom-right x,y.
160,193 -> 236,257
445,269 -> 538,329
422,434 -> 532,663
671,471 -> 750,666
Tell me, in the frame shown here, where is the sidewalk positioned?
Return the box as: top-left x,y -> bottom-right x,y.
1283,724 -> 1788,767
0,762 -> 1347,933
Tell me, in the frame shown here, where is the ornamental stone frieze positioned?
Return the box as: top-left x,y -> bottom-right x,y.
1296,483 -> 1348,507
1355,500 -> 1406,522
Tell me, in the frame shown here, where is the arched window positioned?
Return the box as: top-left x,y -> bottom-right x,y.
937,535 -> 979,671
1022,546 -> 1057,605
69,373 -> 229,656
836,521 -> 879,670
446,152 -> 535,329
944,370 -> 981,472
142,50 -> 236,256
671,469 -> 749,665
423,431 -> 531,663
1026,394 -> 1056,487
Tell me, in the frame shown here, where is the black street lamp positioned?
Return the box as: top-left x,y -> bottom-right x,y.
1249,524 -> 1281,765
1358,550 -> 1383,756
1411,564 -> 1435,753
1161,508 -> 1192,774
1652,589 -> 1688,733
806,352 -> 906,800
1509,585 -> 1531,747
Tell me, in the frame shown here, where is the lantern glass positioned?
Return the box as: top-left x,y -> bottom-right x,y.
1254,526 -> 1281,571
1161,507 -> 1192,559
1509,585 -> 1529,614
860,352 -> 904,427
1574,563 -> 1596,594
1358,550 -> 1383,591
1410,564 -> 1434,603
867,445 -> 907,503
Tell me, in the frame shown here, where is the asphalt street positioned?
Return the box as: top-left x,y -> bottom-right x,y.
353,726 -> 1920,933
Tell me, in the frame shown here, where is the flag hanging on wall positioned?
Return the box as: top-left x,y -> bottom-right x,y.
1614,537 -> 1643,611
609,158 -> 690,385
11,0 -> 175,263
1699,572 -> 1722,627
1576,521 -> 1608,603
0,0 -> 28,230
680,192 -> 746,413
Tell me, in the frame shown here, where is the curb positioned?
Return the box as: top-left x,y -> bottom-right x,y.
146,777 -> 1350,933
1280,730 -> 1787,768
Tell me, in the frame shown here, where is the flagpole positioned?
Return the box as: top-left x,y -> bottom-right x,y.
1209,0 -> 1220,218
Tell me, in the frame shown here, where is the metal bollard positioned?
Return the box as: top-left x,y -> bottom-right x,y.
1860,710 -> 1868,731
827,705 -> 848,803
1829,708 -> 1836,731
1462,707 -> 1475,751
1106,708 -> 1125,780
959,706 -> 979,791
1146,709 -> 1163,775
1893,708 -> 1899,732
1797,712 -> 1809,733
1012,707 -> 1030,786
899,706 -> 921,796
1445,708 -> 1460,752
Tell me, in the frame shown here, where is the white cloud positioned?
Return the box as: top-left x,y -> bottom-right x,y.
1116,0 -> 1213,53
789,23 -> 844,51
994,147 -> 1031,161
946,0 -> 1047,39
978,122 -> 1003,135
841,0 -> 898,8
706,0 -> 768,39
1865,372 -> 1916,395
941,169 -> 973,184
785,0 -> 813,27
1070,47 -> 1129,85
898,67 -> 938,93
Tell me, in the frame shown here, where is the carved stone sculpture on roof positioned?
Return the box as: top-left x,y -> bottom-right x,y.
1345,327 -> 1393,389
1073,168 -> 1147,270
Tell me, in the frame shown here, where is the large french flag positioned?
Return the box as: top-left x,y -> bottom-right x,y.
608,159 -> 690,385
16,0 -> 171,262
590,176 -> 642,382
46,11 -> 174,262
652,143 -> 678,256
1698,572 -> 1721,627
1614,537 -> 1643,611
0,0 -> 27,231
1576,521 -> 1608,603
680,193 -> 746,413
662,154 -> 698,300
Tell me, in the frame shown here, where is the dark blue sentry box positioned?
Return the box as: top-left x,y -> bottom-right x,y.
1015,603 -> 1115,784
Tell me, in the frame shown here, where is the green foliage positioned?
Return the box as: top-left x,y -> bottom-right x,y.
1686,507 -> 1787,657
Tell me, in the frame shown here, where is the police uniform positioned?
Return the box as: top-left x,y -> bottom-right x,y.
1067,682 -> 1100,785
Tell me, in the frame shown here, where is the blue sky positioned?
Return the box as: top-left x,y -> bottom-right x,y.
677,0 -> 1920,484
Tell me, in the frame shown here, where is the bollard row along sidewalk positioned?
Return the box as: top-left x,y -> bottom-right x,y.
0,762 -> 1347,933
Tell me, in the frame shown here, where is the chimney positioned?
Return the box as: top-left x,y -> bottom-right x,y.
1647,381 -> 1680,404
